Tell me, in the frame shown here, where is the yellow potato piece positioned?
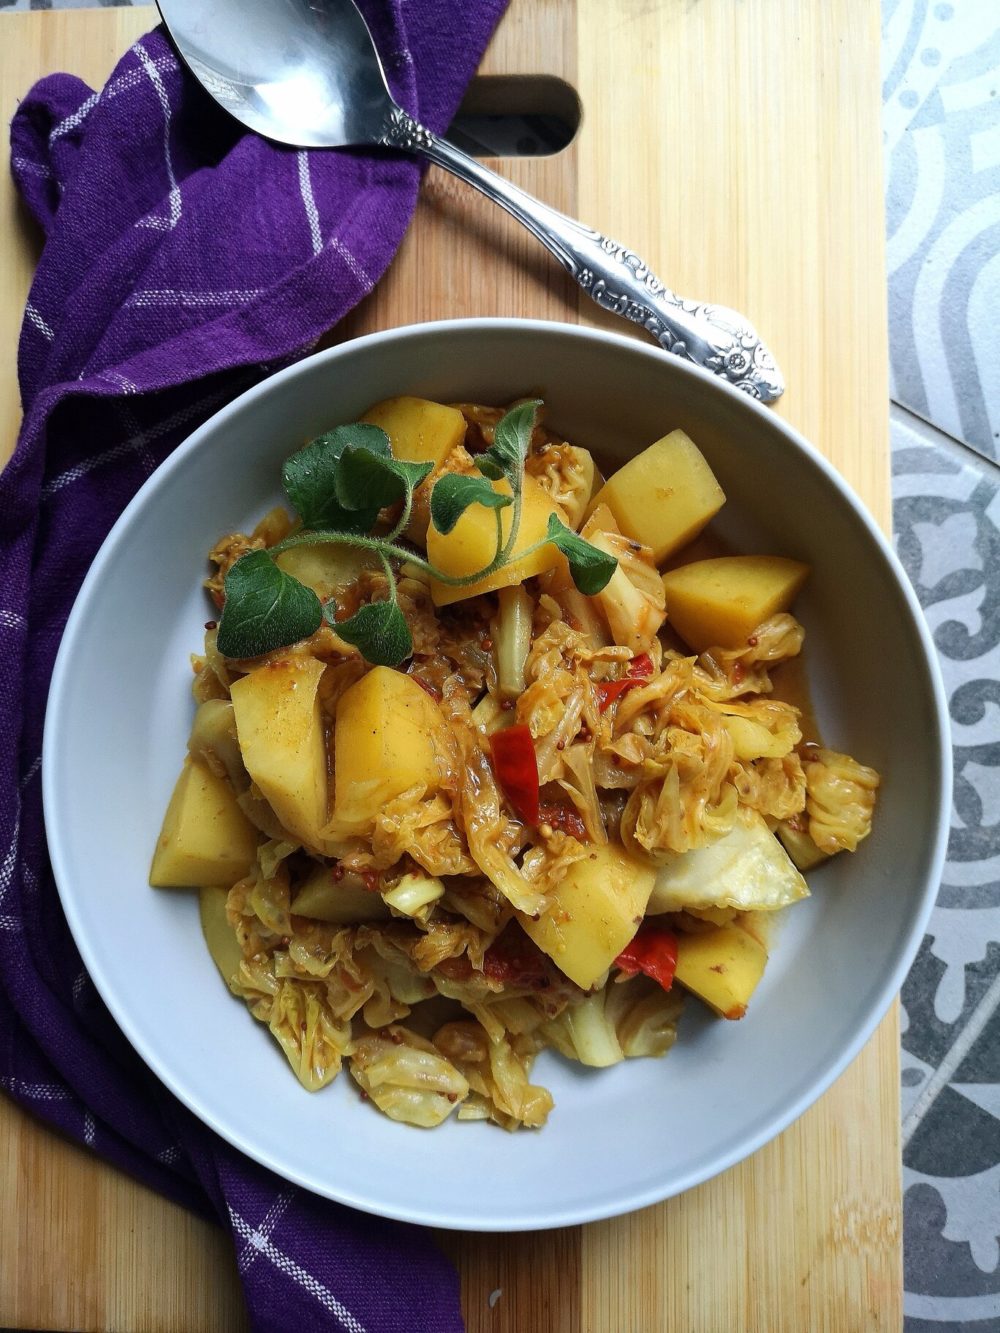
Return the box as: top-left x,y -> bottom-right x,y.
674,924 -> 768,1020
587,429 -> 725,563
275,544 -> 375,604
291,864 -> 391,924
198,885 -> 244,984
518,842 -> 656,990
186,698 -> 248,790
333,666 -> 452,827
427,474 -> 566,606
230,656 -> 329,853
646,811 -> 808,914
661,555 -> 809,652
362,395 -> 467,468
150,757 -> 257,889
776,820 -> 830,871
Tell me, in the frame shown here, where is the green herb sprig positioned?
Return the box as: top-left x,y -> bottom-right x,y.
215,400 -> 617,667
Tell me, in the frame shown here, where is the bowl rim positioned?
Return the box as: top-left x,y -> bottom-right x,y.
43,316 -> 952,1230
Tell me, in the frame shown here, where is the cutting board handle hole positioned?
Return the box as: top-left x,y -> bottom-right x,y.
447,75 -> 580,158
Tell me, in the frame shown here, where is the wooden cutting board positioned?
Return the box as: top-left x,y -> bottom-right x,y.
0,3 -> 899,1329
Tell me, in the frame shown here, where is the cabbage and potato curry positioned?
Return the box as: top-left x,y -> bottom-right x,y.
150,395 -> 879,1130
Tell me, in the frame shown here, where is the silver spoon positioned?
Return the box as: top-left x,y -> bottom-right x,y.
155,0 -> 785,401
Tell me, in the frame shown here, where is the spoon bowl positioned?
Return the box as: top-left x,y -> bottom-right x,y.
164,0 -> 394,148
157,0 -> 786,402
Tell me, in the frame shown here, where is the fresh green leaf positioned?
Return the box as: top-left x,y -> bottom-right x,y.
222,403 -> 572,669
336,446 -> 434,512
545,514 -> 618,595
329,598 -> 413,667
216,550 -> 322,659
282,424 -> 391,532
430,473 -> 512,535
476,400 -> 540,483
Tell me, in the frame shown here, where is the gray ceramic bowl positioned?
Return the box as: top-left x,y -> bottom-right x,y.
44,319 -> 950,1230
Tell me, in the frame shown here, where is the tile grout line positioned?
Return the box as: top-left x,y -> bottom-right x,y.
890,400 -> 1000,480
902,969 -> 1000,1148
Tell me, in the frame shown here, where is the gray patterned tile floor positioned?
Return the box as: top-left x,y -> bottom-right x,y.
893,407 -> 1000,1326
886,3 -> 1000,1326
2,0 -> 999,1327
884,2 -> 1000,466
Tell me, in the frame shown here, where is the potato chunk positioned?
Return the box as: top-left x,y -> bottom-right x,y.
587,429 -> 725,563
674,924 -> 768,1019
275,544 -> 375,604
187,698 -> 248,791
230,656 -> 329,852
427,474 -> 565,606
518,842 -> 656,990
776,819 -> 830,871
333,666 -> 452,827
646,811 -> 808,914
198,885 -> 244,984
661,555 -> 809,652
291,864 -> 391,924
150,758 -> 257,888
362,395 -> 467,468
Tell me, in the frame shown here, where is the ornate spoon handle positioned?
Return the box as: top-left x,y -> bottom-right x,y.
379,108 -> 784,402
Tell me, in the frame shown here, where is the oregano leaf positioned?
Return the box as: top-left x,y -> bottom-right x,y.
329,598 -> 413,667
545,513 -> 618,595
216,550 -> 322,659
476,400 -> 540,483
282,424 -> 390,532
430,473 -> 512,535
336,446 -> 434,512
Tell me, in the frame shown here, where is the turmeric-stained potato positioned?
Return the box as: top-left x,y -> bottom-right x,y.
150,758 -> 257,888
661,555 -> 809,652
776,819 -> 830,871
587,429 -> 725,563
186,698 -> 248,791
518,842 -> 656,990
230,656 -> 329,852
427,474 -> 566,606
275,544 -> 376,604
291,864 -> 391,924
362,395 -> 466,468
198,884 -> 245,984
674,924 -> 768,1019
333,666 -> 452,827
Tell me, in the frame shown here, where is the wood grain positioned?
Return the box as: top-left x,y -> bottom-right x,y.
0,2 -> 898,1330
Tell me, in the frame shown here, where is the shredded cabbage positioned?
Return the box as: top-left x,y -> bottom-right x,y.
803,747 -> 880,853
349,1027 -> 469,1127
182,396 -> 883,1133
435,1022 -> 553,1130
268,980 -> 350,1092
541,977 -> 683,1066
383,871 -> 446,921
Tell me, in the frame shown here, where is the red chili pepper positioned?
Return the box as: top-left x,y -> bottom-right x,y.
614,923 -> 679,992
489,724 -> 540,825
594,652 -> 655,712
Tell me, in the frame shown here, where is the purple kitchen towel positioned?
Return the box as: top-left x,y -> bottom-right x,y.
1,5 -> 508,1330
